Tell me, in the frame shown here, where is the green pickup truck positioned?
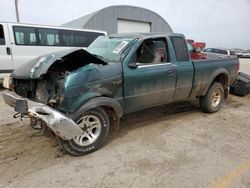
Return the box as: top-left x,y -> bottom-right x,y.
2,33 -> 239,156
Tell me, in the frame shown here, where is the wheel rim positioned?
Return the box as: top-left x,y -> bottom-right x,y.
211,88 -> 222,108
73,115 -> 102,146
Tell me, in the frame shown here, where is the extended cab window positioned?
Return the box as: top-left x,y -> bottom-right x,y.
137,38 -> 168,64
0,25 -> 5,45
171,37 -> 189,61
13,26 -> 37,45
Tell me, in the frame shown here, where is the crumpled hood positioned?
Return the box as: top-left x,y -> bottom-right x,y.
11,48 -> 107,79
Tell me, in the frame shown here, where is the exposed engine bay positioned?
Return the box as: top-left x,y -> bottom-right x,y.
11,49 -> 107,107
13,71 -> 65,107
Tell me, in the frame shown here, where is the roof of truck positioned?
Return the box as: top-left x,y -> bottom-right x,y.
108,32 -> 185,40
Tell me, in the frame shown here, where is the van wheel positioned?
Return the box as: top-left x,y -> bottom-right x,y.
59,107 -> 110,156
200,82 -> 224,113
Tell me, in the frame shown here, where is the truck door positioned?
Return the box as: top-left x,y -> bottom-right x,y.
123,38 -> 177,113
0,24 -> 13,74
171,36 -> 194,99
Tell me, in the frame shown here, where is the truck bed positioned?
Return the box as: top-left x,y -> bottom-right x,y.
191,56 -> 239,97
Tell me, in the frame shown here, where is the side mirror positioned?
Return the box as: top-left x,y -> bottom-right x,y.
128,62 -> 138,69
128,53 -> 138,69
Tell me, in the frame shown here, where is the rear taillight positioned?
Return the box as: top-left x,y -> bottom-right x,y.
237,62 -> 240,72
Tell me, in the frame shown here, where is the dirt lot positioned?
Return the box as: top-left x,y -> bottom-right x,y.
0,59 -> 250,188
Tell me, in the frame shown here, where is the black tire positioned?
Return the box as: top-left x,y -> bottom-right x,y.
200,82 -> 224,113
59,107 -> 110,156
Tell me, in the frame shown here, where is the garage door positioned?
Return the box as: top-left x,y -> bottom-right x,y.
117,19 -> 151,33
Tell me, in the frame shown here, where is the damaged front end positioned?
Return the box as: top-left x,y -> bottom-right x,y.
3,90 -> 84,140
11,48 -> 107,107
2,48 -> 108,140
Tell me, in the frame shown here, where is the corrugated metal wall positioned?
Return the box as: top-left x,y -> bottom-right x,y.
62,5 -> 173,34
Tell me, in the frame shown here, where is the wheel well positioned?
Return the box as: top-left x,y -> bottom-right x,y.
214,74 -> 228,87
69,97 -> 122,125
102,106 -> 120,130
213,74 -> 229,98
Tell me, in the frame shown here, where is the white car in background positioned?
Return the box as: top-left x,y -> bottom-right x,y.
236,52 -> 250,58
203,48 -> 236,57
242,53 -> 250,58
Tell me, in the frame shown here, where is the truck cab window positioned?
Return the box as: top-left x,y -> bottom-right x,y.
0,25 -> 5,45
171,37 -> 189,61
137,38 -> 168,64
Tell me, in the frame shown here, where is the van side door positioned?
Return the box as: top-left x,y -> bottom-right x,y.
0,23 -> 13,75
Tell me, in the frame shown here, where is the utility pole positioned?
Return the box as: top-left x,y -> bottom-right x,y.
15,0 -> 20,22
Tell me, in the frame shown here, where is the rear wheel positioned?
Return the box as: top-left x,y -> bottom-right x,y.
200,82 -> 224,113
59,107 -> 110,156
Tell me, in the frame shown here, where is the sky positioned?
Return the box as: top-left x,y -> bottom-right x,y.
0,0 -> 249,49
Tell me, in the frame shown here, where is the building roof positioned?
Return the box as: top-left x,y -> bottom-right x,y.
62,11 -> 98,29
62,5 -> 173,34
108,32 -> 183,40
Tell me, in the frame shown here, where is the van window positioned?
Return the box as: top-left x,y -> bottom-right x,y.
58,30 -> 74,46
59,30 -> 105,47
14,26 -> 37,45
0,25 -> 5,45
13,25 -> 105,47
171,37 -> 189,61
73,31 -> 105,47
38,28 -> 59,46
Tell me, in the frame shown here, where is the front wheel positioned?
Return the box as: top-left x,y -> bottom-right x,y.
200,82 -> 224,113
59,107 -> 110,156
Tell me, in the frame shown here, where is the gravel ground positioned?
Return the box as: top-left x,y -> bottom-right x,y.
0,59 -> 249,188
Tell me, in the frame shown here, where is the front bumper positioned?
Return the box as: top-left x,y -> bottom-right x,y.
2,90 -> 84,140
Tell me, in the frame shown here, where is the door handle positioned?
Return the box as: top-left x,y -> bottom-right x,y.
167,70 -> 175,75
112,79 -> 123,85
6,47 -> 11,55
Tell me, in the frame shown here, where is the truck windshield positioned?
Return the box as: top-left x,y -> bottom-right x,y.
87,36 -> 134,62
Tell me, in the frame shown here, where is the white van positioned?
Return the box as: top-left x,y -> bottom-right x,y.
0,22 -> 107,79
